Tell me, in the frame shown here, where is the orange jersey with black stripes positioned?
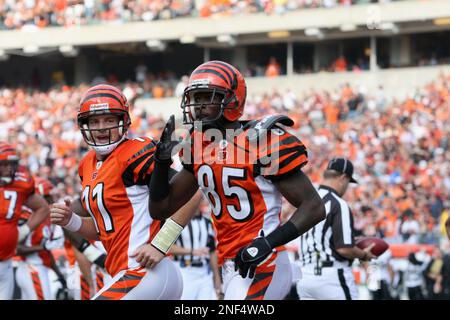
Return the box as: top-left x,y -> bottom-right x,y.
181,120 -> 308,265
78,137 -> 161,276
0,166 -> 35,260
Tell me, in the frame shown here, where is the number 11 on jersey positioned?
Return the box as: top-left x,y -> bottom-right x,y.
82,183 -> 114,234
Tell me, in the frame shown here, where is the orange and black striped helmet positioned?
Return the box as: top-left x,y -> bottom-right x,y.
0,141 -> 19,184
34,176 -> 55,204
77,84 -> 131,154
34,177 -> 54,196
181,61 -> 247,126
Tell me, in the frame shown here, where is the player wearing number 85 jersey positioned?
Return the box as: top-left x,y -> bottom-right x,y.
0,142 -> 50,299
147,61 -> 326,300
50,84 -> 202,300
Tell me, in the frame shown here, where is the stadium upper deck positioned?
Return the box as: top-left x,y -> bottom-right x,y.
0,0 -> 449,90
0,0 -> 447,51
0,1 -> 409,31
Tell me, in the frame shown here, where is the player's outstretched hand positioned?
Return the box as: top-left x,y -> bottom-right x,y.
234,230 -> 274,279
154,115 -> 179,164
131,244 -> 165,269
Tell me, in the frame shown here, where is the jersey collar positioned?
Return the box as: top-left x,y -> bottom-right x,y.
318,184 -> 340,196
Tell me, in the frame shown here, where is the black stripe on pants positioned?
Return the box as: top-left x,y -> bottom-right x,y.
337,268 -> 352,300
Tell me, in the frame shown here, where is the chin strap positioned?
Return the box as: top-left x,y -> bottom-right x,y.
92,134 -> 127,156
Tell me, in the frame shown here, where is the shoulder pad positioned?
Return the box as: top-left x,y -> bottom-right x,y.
125,138 -> 157,162
244,115 -> 294,141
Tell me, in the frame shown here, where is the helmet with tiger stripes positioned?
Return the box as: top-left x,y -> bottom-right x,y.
0,141 -> 19,185
77,84 -> 131,156
181,60 -> 247,126
34,176 -> 55,203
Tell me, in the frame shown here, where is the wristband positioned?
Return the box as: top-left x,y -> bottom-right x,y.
63,213 -> 82,232
151,218 -> 184,254
82,245 -> 104,263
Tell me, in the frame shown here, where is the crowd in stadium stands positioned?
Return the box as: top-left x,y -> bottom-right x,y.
0,71 -> 448,248
39,56 -> 366,98
262,75 -> 450,246
0,0 -> 399,30
93,66 -> 180,98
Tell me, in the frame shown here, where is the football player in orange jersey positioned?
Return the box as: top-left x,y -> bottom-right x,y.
50,84 -> 200,300
0,142 -> 50,299
146,61 -> 326,300
61,195 -> 109,300
15,177 -> 66,300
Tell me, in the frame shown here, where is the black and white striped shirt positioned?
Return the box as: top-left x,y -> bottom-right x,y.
298,185 -> 356,267
174,214 -> 216,267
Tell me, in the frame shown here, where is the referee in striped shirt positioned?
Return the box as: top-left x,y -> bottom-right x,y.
170,205 -> 222,300
296,157 -> 376,300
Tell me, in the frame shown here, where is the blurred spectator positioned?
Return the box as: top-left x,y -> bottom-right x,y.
442,252 -> 450,298
404,252 -> 428,300
265,56 -> 281,77
135,62 -> 147,84
366,249 -> 394,300
400,211 -> 420,244
424,247 -> 445,299
332,55 -> 348,72
151,82 -> 165,98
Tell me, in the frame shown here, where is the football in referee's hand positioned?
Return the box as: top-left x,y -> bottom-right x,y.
356,237 -> 389,257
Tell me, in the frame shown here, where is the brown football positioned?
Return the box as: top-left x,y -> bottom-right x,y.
356,237 -> 389,257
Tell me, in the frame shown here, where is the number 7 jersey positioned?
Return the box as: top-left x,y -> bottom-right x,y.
78,137 -> 160,277
181,121 -> 308,265
0,167 -> 35,260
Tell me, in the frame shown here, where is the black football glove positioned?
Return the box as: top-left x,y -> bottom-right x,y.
154,115 -> 179,164
234,231 -> 274,279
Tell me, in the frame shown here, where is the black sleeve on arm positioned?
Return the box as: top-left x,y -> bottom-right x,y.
265,221 -> 299,249
149,162 -> 172,202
